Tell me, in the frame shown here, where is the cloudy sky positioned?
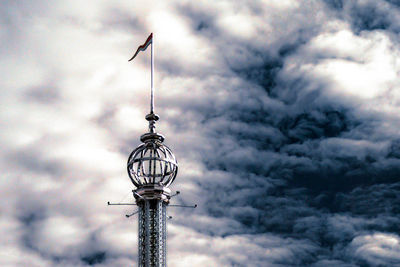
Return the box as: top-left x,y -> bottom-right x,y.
2,0 -> 400,266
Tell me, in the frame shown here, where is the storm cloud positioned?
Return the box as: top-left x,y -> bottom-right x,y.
1,0 -> 400,266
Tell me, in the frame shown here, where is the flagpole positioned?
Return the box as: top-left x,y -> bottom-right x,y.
151,33 -> 154,114
129,33 -> 157,133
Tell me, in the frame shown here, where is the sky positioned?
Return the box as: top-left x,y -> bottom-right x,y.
1,0 -> 400,266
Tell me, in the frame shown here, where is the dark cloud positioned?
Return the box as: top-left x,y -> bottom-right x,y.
324,0 -> 400,33
81,251 -> 107,265
162,1 -> 400,266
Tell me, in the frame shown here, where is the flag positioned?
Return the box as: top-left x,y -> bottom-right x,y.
128,33 -> 153,61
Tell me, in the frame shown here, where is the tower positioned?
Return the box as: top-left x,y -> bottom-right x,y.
127,112 -> 178,266
108,33 -> 195,266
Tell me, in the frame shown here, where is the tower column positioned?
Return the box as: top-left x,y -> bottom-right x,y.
134,186 -> 171,267
138,199 -> 167,267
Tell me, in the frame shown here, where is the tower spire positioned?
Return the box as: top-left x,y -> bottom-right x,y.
146,33 -> 159,134
109,32 -> 197,267
127,33 -> 177,267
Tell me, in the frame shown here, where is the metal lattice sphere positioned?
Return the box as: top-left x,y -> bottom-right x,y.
127,136 -> 178,188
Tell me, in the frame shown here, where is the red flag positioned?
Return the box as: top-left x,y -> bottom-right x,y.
128,33 -> 153,61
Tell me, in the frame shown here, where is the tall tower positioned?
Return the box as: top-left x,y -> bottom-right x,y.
107,33 -> 193,266
127,111 -> 178,267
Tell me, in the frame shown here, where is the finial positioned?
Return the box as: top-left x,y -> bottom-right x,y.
145,112 -> 159,133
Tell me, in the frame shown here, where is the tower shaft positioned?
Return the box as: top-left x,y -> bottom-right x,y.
138,199 -> 167,267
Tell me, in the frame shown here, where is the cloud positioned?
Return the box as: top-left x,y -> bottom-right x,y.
347,233 -> 400,266
2,0 -> 400,266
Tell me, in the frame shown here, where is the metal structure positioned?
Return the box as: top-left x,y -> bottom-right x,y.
127,112 -> 177,267
108,33 -> 195,267
127,33 -> 175,267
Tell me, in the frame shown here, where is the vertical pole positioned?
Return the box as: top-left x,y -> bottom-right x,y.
137,199 -> 167,267
151,33 -> 154,114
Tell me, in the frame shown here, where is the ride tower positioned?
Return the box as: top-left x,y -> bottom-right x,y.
108,33 -> 195,267
127,111 -> 177,266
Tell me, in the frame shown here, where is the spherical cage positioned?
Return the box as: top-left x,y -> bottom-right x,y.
127,141 -> 178,188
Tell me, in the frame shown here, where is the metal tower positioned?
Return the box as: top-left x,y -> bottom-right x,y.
108,33 -> 195,266
126,111 -> 178,267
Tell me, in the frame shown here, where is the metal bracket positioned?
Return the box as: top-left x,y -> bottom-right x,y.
170,191 -> 180,197
107,201 -> 137,206
126,210 -> 139,218
169,204 -> 197,208
133,190 -> 145,200
167,198 -> 196,221
168,190 -> 197,208
107,201 -> 138,218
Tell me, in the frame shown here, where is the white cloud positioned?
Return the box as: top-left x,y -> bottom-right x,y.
348,233 -> 400,266
2,0 -> 400,266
